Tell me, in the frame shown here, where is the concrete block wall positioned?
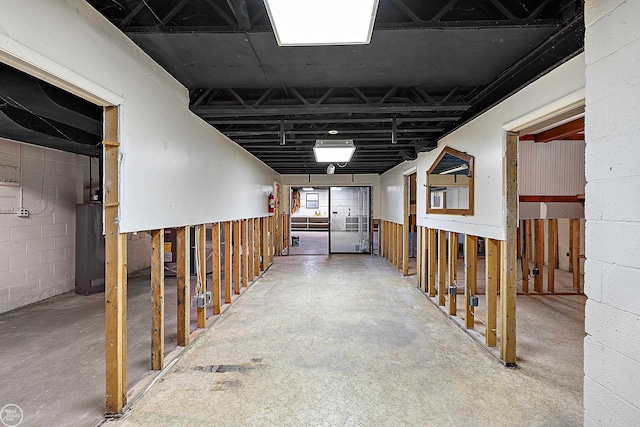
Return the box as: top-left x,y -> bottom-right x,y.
0,140 -> 77,313
584,1 -> 640,425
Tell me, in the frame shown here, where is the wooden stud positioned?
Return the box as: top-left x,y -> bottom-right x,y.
254,218 -> 260,276
248,219 -> 255,279
104,106 -> 127,414
403,175 -> 410,276
211,223 -> 221,315
176,226 -> 190,347
421,227 -> 429,293
438,229 -> 446,306
151,229 -> 165,371
485,238 -> 499,347
569,218 -> 575,273
548,219 -> 557,294
516,223 -> 522,260
119,234 -> 127,401
501,132 -> 518,366
416,226 -> 422,288
448,232 -> 457,316
534,219 -> 544,293
197,224 -> 207,326
464,234 -> 478,329
233,221 -> 241,295
224,221 -> 232,304
396,223 -> 403,269
262,216 -> 269,271
522,219 -> 531,293
428,228 -> 437,297
571,218 -> 581,293
242,219 -> 249,287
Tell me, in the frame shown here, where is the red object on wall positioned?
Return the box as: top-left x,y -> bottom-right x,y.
268,193 -> 275,213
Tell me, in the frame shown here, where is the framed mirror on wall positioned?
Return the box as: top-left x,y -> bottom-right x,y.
426,147 -> 474,215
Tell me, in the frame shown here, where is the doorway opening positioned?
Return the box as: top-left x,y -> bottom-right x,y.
289,186 -> 372,255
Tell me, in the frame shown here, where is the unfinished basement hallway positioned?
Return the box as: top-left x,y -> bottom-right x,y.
105,254 -> 583,427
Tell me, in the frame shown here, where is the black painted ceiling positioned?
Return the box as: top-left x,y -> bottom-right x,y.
1,1 -> 584,174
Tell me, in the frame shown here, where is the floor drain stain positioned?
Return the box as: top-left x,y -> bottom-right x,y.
193,364 -> 248,373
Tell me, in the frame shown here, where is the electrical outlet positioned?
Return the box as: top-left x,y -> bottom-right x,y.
17,208 -> 29,218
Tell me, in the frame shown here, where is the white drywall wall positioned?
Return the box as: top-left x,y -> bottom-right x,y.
380,54 -> 586,240
0,139 -> 77,313
281,174 -> 381,219
0,1 -> 278,232
584,1 -> 640,425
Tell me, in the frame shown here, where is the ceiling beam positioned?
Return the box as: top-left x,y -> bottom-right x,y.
222,128 -> 444,137
193,103 -> 470,118
533,117 -> 584,143
225,0 -> 251,30
207,117 -> 460,125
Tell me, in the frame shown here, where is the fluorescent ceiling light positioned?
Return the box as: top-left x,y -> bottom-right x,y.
439,164 -> 468,175
302,187 -> 314,191
314,140 -> 356,163
263,0 -> 379,46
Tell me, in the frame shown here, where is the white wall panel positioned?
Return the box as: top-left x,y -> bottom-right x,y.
0,1 -> 278,232
380,54 -> 586,240
519,139 -> 585,196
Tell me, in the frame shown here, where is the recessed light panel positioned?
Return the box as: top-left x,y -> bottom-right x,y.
263,0 -> 379,46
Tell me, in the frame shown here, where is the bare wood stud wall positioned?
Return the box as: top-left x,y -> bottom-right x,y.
448,232 -> 457,316
534,219 -> 544,293
428,228 -> 437,297
464,234 -> 478,329
176,226 -> 190,347
242,220 -> 249,288
485,238 -> 499,347
197,225 -> 207,326
104,106 -> 127,414
151,229 -> 165,371
438,229 -> 446,306
501,132 -> 518,366
211,223 -> 221,315
548,219 -> 557,293
232,221 -> 241,295
224,221 -> 232,305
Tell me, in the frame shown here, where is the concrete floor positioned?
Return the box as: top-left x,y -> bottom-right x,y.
103,255 -> 584,427
0,266 -> 236,427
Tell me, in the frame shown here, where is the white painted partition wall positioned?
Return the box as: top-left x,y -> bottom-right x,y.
0,0 -> 278,232
584,1 -> 640,425
380,53 -> 586,240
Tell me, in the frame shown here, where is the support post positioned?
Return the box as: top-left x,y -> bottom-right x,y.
485,238 -> 499,347
262,216 -> 269,270
396,223 -> 403,269
151,229 -> 165,370
448,232 -> 457,316
211,223 -> 221,315
548,219 -> 557,294
197,224 -> 207,326
224,221 -> 232,304
421,227 -> 428,292
571,218 -> 581,292
428,228 -> 437,297
522,219 -> 530,293
176,226 -> 190,347
249,218 -> 256,279
253,218 -> 262,276
438,229 -> 446,306
534,219 -> 544,293
464,234 -> 478,329
242,219 -> 249,287
416,226 -> 422,288
104,106 -> 127,414
233,220 -> 241,295
501,132 -> 518,366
